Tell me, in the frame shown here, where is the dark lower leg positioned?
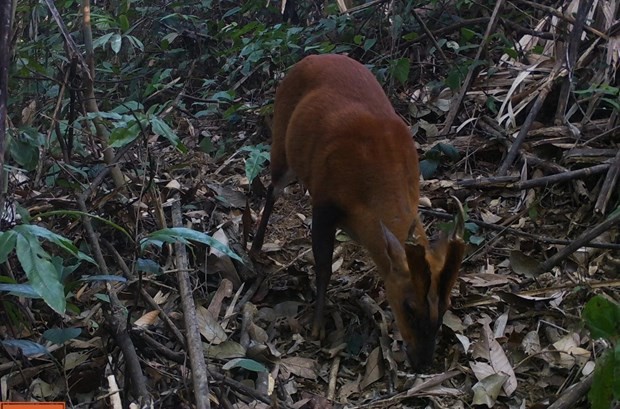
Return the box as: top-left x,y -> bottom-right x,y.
251,184 -> 276,254
310,205 -> 340,339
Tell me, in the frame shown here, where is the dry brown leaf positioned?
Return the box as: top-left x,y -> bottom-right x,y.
360,346 -> 384,390
281,356 -> 318,380
133,310 -> 160,328
196,305 -> 227,344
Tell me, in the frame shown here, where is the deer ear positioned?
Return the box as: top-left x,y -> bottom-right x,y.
438,198 -> 466,300
405,243 -> 431,298
380,223 -> 408,272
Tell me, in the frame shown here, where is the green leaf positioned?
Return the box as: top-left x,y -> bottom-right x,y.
136,258 -> 161,274
92,32 -> 114,50
245,149 -> 270,183
13,225 -> 96,265
109,123 -> 140,148
111,33 -> 122,54
363,38 -> 376,51
419,159 -> 439,179
150,116 -> 187,153
589,349 -> 616,409
583,295 -> 620,340
118,15 -> 129,32
43,327 -> 82,345
141,227 -> 242,262
391,58 -> 410,85
15,234 -> 66,315
0,283 -> 41,298
222,357 -> 267,372
2,339 -> 49,356
0,230 -> 17,263
460,27 -> 476,42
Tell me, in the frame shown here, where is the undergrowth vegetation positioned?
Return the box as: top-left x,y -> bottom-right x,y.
1,0 -> 619,407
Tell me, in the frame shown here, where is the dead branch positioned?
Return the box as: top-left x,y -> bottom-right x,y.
497,61 -> 566,175
461,163 -> 610,190
440,0 -> 506,136
514,0 -> 608,40
420,208 -> 620,250
538,208 -> 620,273
76,196 -> 152,405
102,240 -> 186,345
514,163 -> 610,189
172,194 -> 211,409
554,0 -> 595,123
547,373 -> 593,409
0,0 -> 11,220
594,149 -> 620,214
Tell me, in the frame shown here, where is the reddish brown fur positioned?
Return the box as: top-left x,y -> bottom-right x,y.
252,54 -> 465,370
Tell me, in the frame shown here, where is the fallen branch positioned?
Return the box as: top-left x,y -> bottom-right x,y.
594,148 -> 620,214
440,0 -> 505,136
76,195 -> 151,405
547,373 -> 593,409
458,163 -> 610,190
538,208 -> 620,273
420,208 -> 620,250
172,195 -> 212,409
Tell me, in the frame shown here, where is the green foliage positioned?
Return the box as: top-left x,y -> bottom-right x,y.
242,144 -> 270,184
140,227 -> 243,262
419,142 -> 460,179
0,225 -> 96,315
439,203 -> 484,246
583,295 -> 620,409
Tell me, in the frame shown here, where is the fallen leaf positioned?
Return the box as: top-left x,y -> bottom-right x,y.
360,346 -> 384,390
472,374 -> 508,407
281,356 -> 318,380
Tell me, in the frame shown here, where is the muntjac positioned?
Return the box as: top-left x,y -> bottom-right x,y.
251,54 -> 465,370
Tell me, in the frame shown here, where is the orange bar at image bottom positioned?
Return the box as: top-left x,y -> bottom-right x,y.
0,404 -> 65,409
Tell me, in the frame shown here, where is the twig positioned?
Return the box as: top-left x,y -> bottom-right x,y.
514,0 -> 607,40
172,194 -> 211,409
76,196 -> 151,405
514,163 -> 610,189
102,240 -> 186,345
0,0 -> 11,221
420,208 -> 620,250
459,163 -> 610,190
497,61 -> 566,175
538,208 -> 620,273
411,8 -> 451,67
595,149 -> 620,214
440,0 -> 505,136
547,373 -> 593,409
554,0 -> 595,123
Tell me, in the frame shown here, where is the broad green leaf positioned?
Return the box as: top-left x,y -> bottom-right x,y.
109,123 -> 140,148
0,230 -> 17,263
13,225 -> 95,264
2,339 -> 49,356
118,15 -> 129,32
222,357 -> 267,372
141,227 -> 242,262
111,33 -> 122,54
392,58 -> 410,85
15,234 -> 66,315
43,327 -> 82,345
0,283 -> 41,298
589,349 -> 616,409
150,116 -> 187,153
419,159 -> 439,179
92,32 -> 113,49
245,148 -> 270,183
136,258 -> 161,274
584,295 -> 620,340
